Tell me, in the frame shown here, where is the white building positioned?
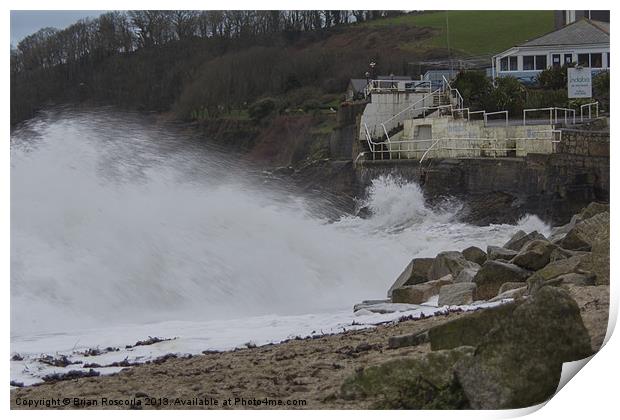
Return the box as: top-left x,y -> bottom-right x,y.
492,19 -> 609,84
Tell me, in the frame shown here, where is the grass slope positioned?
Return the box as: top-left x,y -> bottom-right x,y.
365,10 -> 555,57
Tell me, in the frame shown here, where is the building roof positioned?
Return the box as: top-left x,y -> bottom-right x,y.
348,79 -> 368,92
519,19 -> 609,47
376,75 -> 412,80
423,69 -> 459,81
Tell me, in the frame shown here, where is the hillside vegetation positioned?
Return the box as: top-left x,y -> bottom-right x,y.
365,10 -> 554,56
11,10 -> 555,126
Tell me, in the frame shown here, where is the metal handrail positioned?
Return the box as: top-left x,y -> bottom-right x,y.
365,79 -> 432,95
379,88 -> 443,142
442,75 -> 463,109
382,88 -> 441,125
484,110 -> 508,126
451,107 -> 470,120
523,107 -> 576,126
580,102 -> 599,122
361,132 -> 559,162
420,139 -> 441,163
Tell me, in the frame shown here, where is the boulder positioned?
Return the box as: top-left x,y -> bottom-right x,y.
579,202 -> 609,220
387,258 -> 434,297
487,246 -> 518,261
429,303 -> 518,351
428,251 -> 479,280
438,283 -> 477,306
573,214 -> 609,285
454,267 -> 478,283
554,272 -> 596,286
548,202 -> 607,245
392,275 -> 453,304
473,261 -> 532,300
392,284 -> 436,304
341,346 -> 474,409
510,240 -> 556,270
498,281 -> 526,295
548,214 -> 581,243
503,230 -> 546,251
557,212 -> 609,252
427,274 -> 454,289
455,286 -> 593,409
388,331 -> 429,349
462,246 -> 487,266
548,247 -> 586,262
489,286 -> 528,302
526,254 -> 586,294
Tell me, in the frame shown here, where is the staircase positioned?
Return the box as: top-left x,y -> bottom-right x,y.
359,76 -> 465,161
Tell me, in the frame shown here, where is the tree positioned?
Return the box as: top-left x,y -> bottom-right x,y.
536,64 -> 571,90
453,70 -> 492,111
490,76 -> 526,116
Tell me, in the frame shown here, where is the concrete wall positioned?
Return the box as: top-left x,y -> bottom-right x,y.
556,129 -> 610,157
359,91 -> 434,140
390,116 -> 555,159
355,144 -> 609,226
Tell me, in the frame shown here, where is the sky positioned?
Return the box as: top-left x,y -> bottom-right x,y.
10,10 -> 106,46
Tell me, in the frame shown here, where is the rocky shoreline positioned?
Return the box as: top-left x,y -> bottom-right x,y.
10,202 -> 610,410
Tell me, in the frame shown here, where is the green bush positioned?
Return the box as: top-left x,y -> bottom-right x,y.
489,76 -> 526,116
525,89 -> 568,109
453,70 -> 492,111
593,71 -> 610,111
536,65 -> 572,90
248,97 -> 278,122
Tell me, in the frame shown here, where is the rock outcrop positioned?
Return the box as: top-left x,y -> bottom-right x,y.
462,246 -> 487,266
428,251 -> 480,280
487,246 -> 518,261
455,286 -> 593,409
503,230 -> 546,251
387,258 -> 434,297
341,346 -> 474,409
355,202 -> 607,410
473,261 -> 531,300
557,211 -> 609,251
438,283 -> 477,306
428,303 -> 517,351
453,267 -> 478,283
510,239 -> 556,270
392,275 -> 453,304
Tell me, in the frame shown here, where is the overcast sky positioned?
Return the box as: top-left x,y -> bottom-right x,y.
11,10 -> 106,46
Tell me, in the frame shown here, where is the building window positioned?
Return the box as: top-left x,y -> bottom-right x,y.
552,54 -> 561,68
590,53 -> 603,68
535,55 -> 547,70
578,53 -> 590,66
523,55 -> 535,70
509,56 -> 518,71
500,57 -> 508,71
564,54 -> 573,65
607,52 -> 610,68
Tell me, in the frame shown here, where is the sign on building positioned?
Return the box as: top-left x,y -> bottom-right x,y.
568,67 -> 592,98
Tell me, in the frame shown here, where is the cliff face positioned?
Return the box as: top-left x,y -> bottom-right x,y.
194,114 -> 332,167
355,143 -> 610,226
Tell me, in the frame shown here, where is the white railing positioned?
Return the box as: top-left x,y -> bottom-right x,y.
361,131 -> 559,162
442,75 -> 463,110
523,107 -> 576,126
450,107 -> 470,120
468,110 -> 485,120
484,110 -> 509,126
364,79 -> 432,96
378,88 -> 443,142
580,102 -> 599,121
